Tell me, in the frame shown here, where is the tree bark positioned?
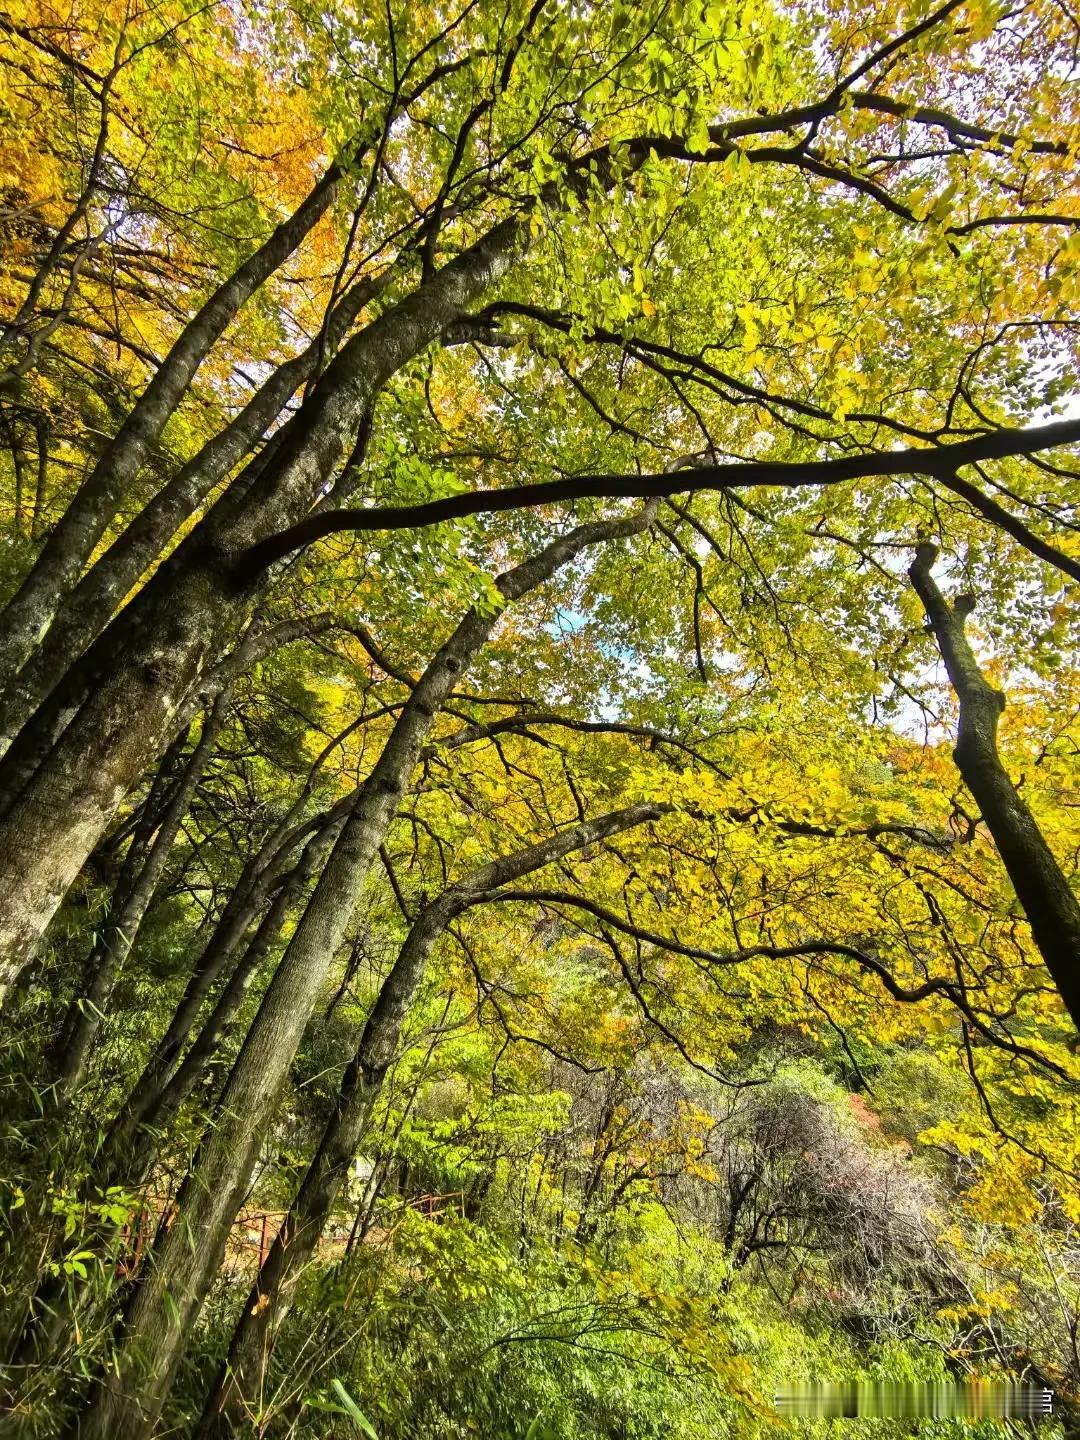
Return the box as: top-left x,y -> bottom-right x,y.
0,219 -> 519,998
0,817 -> 351,1389
2,796 -> 366,1389
199,801 -> 664,1433
53,688 -> 231,1098
105,809 -> 349,1185
0,265 -> 394,751
0,700 -> 233,1374
100,788 -> 355,1174
0,613 -> 343,834
0,163 -> 345,689
67,504 -> 655,1440
909,541 -> 1080,1030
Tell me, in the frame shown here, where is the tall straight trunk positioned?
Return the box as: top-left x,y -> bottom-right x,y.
910,542 -> 1080,1030
0,220 -> 519,997
0,163 -> 346,689
30,417 -> 48,541
0,265 -> 395,751
68,505 -> 655,1440
8,421 -> 25,536
199,802 -> 664,1432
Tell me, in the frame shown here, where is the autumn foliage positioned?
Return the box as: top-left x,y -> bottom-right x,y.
0,0 -> 1078,1435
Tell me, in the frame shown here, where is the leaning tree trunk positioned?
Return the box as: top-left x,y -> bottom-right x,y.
0,161 -> 346,691
66,505 -> 655,1440
0,816 -> 351,1389
0,220 -> 519,999
0,265 -> 395,752
0,609 -> 335,823
53,688 -> 232,1098
105,809 -> 350,1185
113,791 -> 355,1133
2,797 -> 354,1372
199,800 -> 665,1434
910,541 -> 1080,1030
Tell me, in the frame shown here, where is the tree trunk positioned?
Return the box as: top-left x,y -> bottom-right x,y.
30,416 -> 48,541
199,801 -> 664,1433
0,220 -> 519,997
105,810 -> 349,1185
53,689 -> 231,1097
116,794 -> 353,1127
67,505 -> 655,1439
0,816 -> 353,1391
0,700 -> 233,1375
0,163 -> 344,689
909,541 -> 1080,1030
0,611 -> 340,832
0,265 -> 394,751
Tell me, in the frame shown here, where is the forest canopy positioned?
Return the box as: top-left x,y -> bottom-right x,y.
0,0 -> 1078,1435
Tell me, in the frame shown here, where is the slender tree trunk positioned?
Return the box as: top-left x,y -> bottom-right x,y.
0,818 -> 352,1391
0,706 -> 228,1374
7,420 -> 25,536
53,689 -> 231,1097
197,903 -> 453,1437
0,826 -> 330,1386
910,541 -> 1080,1030
0,64 -> 117,381
0,163 -> 345,689
117,793 -> 353,1124
43,723 -> 193,1059
30,417 -> 48,542
88,793 -> 353,1179
0,220 -> 519,997
104,811 -> 349,1184
199,801 -> 663,1433
0,266 -> 394,750
67,506 -> 655,1439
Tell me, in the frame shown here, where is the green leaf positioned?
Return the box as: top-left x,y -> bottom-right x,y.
331,1379 -> 379,1439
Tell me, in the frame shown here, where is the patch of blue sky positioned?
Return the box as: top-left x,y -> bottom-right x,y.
545,606 -> 588,635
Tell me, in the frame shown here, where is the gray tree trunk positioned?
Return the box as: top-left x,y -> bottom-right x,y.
106,810 -> 350,1183
53,689 -> 232,1097
0,265 -> 394,750
0,164 -> 344,689
0,220 -> 519,998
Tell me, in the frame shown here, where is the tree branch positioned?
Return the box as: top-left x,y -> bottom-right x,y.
235,418 -> 1080,578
